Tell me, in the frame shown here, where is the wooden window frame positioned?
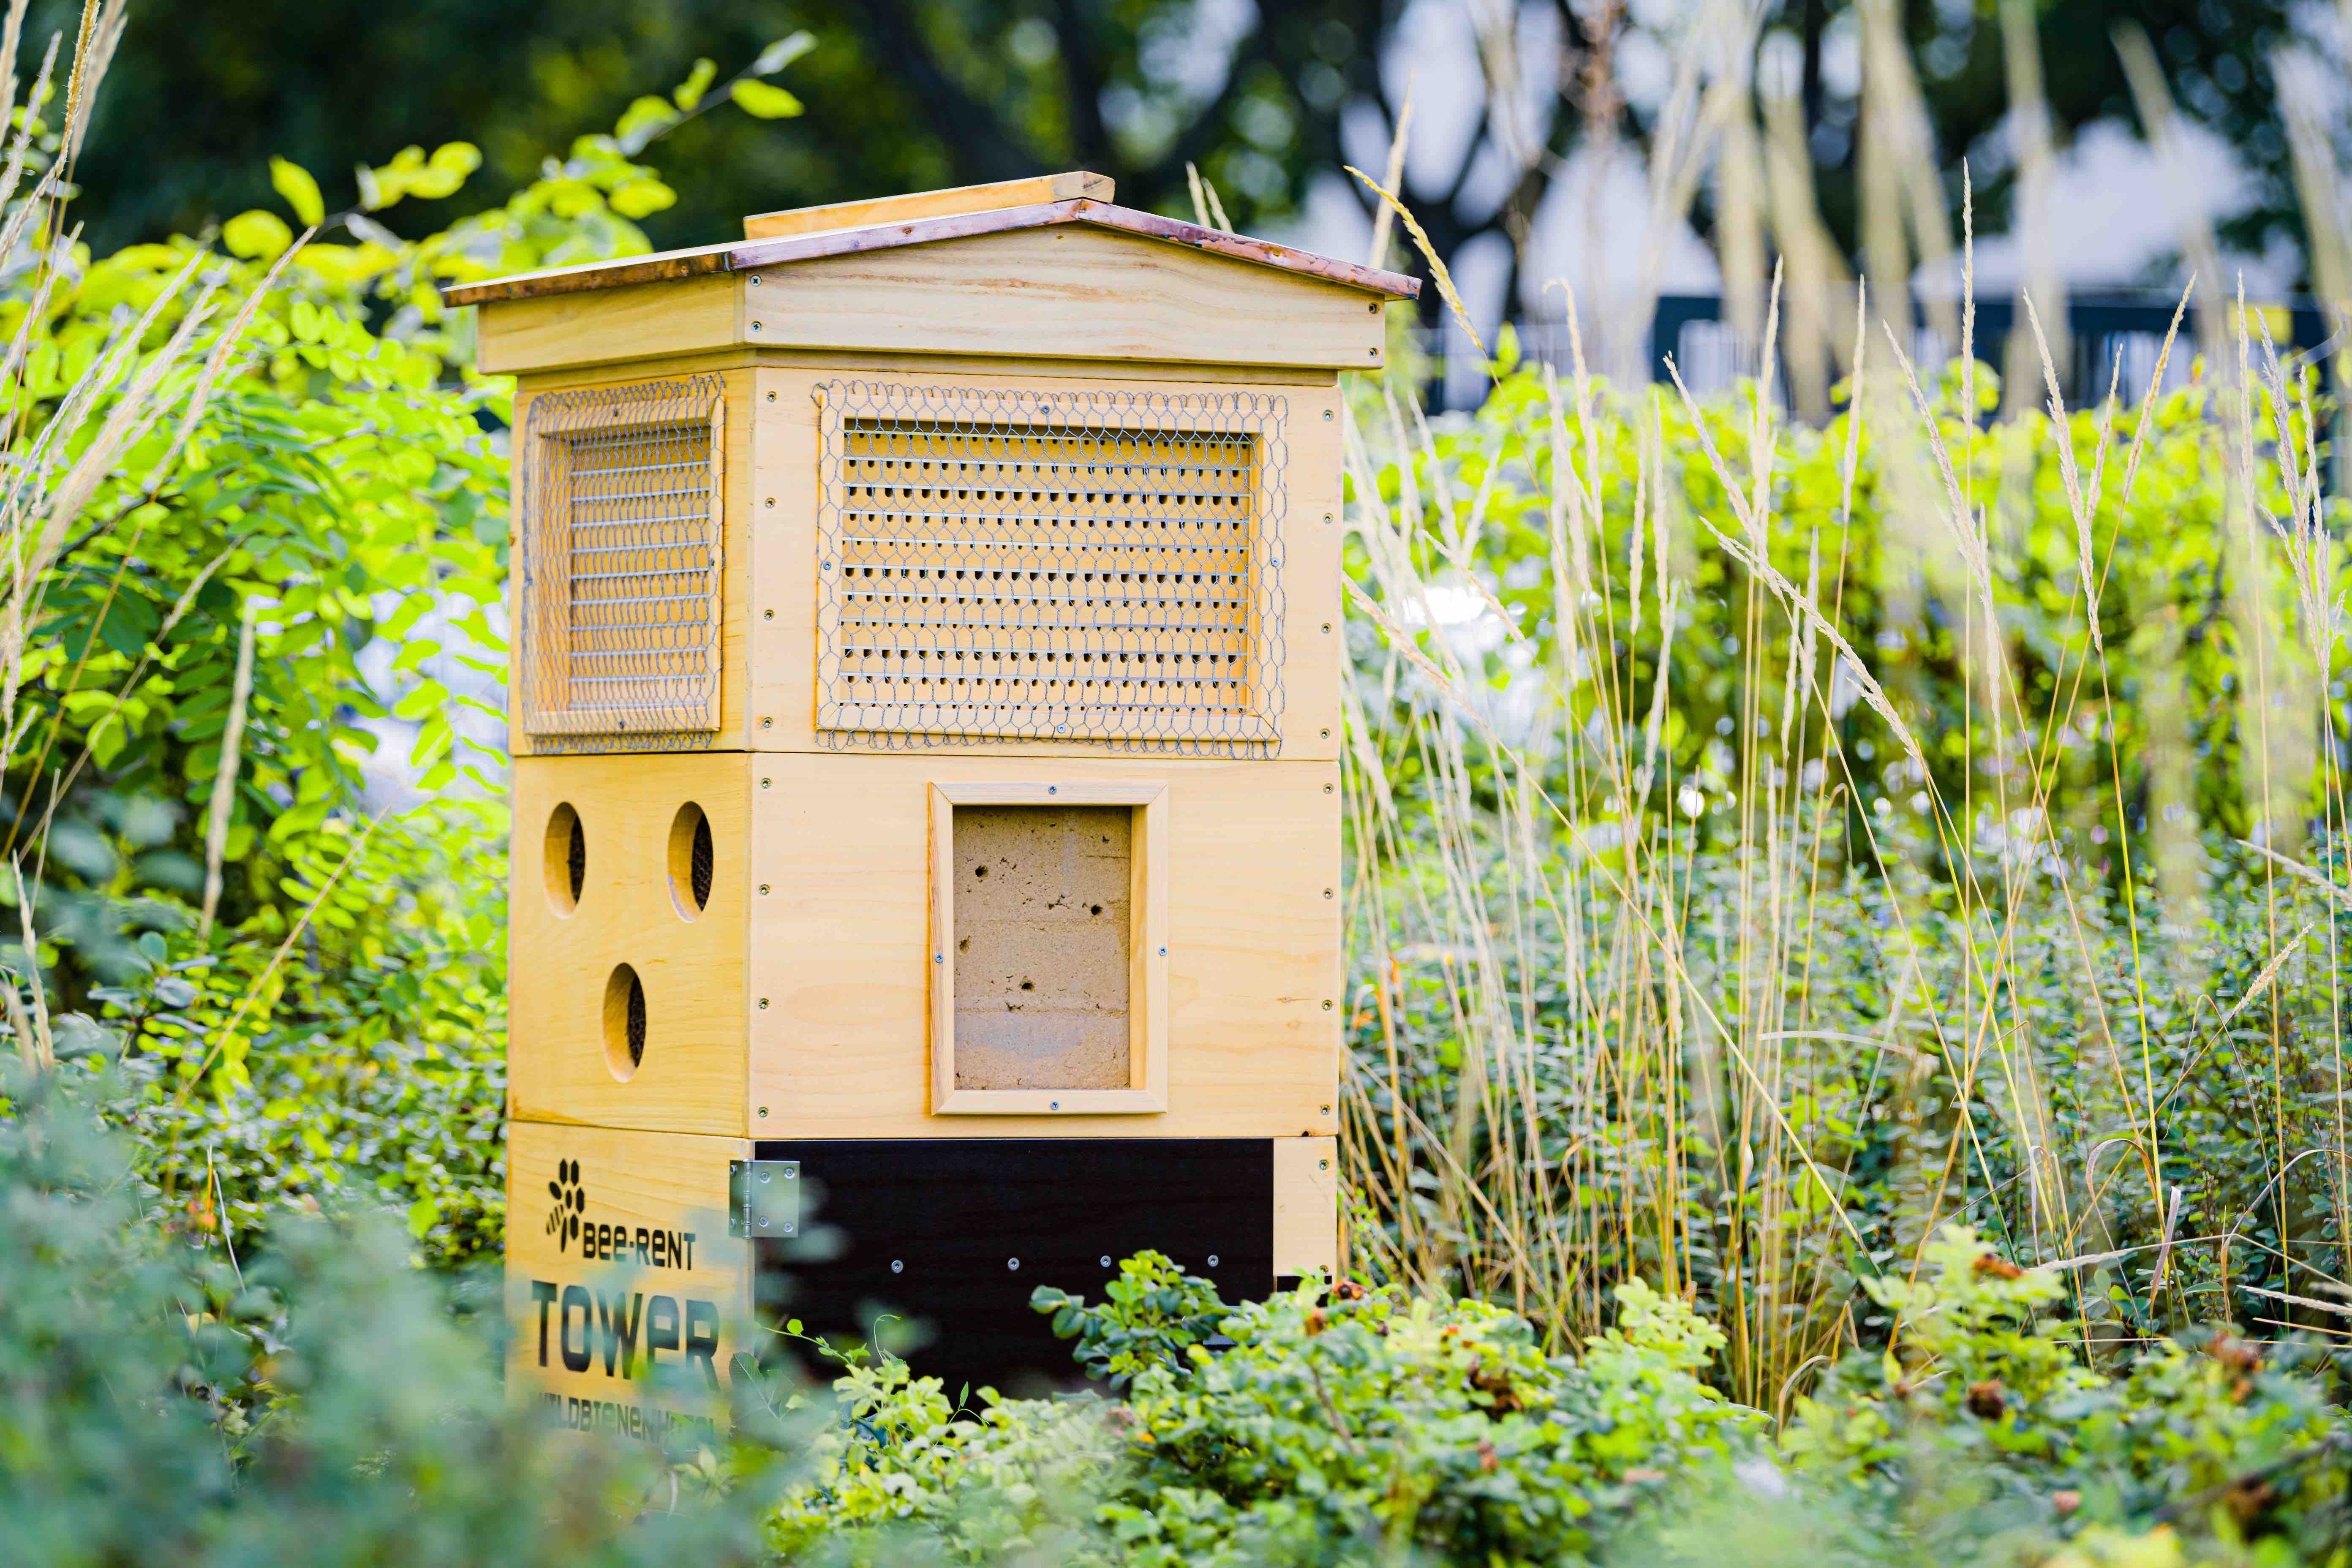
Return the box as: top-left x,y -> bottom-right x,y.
522,389 -> 726,738
926,780 -> 1169,1116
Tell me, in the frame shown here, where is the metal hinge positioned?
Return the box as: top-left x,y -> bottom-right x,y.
727,1159 -> 802,1239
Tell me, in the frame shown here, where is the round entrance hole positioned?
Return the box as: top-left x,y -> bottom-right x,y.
667,802 -> 714,919
602,964 -> 647,1081
544,803 -> 585,916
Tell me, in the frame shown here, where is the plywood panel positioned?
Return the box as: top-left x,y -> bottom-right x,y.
742,226 -> 1386,370
745,364 -> 1343,763
509,753 -> 751,1133
505,1120 -> 751,1435
1273,1137 -> 1339,1280
747,753 -> 1339,1139
479,273 -> 739,376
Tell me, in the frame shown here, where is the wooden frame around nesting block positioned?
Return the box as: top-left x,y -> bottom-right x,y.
449,172 -> 1420,1404
926,780 -> 1169,1116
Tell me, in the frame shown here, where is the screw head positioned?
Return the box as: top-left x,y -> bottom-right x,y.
757,1216 -> 769,1229
1320,1105 -> 1331,1116
781,1222 -> 796,1236
763,609 -> 775,620
1323,408 -> 1334,419
1323,999 -> 1334,1010
1207,1254 -> 1220,1267
1323,888 -> 1334,899
758,998 -> 770,1010
1322,622 -> 1332,633
765,389 -> 776,400
761,778 -> 771,789
1323,783 -> 1333,794
1319,1159 -> 1331,1171
891,1259 -> 904,1274
751,320 -> 763,332
1007,1258 -> 1020,1271
761,716 -> 773,728
750,275 -> 763,287
758,1106 -> 769,1118
759,883 -> 770,895
765,497 -> 775,508
759,1170 -> 770,1184
1049,1100 -> 1060,1111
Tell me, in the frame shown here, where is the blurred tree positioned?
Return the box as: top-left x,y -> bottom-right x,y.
1776,0 -> 2297,260
46,0 -> 2308,326
51,0 -> 1399,256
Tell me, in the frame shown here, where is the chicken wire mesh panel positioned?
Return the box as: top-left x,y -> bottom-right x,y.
813,381 -> 1286,754
519,375 -> 724,752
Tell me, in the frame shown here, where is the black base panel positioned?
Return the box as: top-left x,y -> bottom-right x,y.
748,1138 -> 1273,1394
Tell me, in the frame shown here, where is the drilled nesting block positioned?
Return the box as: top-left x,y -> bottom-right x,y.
952,803 -> 1134,1092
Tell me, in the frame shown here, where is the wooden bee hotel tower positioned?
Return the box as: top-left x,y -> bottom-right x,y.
447,172 -> 1418,1414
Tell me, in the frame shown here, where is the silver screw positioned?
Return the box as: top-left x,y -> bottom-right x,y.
1007,1258 -> 1020,1271
1049,1100 -> 1060,1111
891,1259 -> 904,1274
757,1217 -> 769,1229
1098,1255 -> 1112,1268
1207,1254 -> 1220,1267
781,1222 -> 797,1236
759,1171 -> 771,1184
759,998 -> 770,1009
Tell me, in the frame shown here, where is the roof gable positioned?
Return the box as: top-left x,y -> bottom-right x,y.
441,197 -> 1419,309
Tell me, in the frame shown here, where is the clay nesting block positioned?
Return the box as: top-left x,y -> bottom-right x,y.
952,804 -> 1131,1090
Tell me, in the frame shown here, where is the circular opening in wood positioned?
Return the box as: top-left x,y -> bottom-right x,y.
544,803 -> 585,917
602,963 -> 646,1081
667,802 -> 714,919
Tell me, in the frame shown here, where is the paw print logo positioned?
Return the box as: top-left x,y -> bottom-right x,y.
545,1159 -> 586,1252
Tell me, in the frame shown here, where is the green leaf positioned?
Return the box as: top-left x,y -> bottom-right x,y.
223,210 -> 294,261
672,57 -> 717,111
730,79 -> 803,120
751,32 -> 816,74
407,1196 -> 441,1238
607,178 -> 675,220
270,157 -> 325,226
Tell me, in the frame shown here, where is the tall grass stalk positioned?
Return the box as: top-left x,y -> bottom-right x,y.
1340,218 -> 2352,1411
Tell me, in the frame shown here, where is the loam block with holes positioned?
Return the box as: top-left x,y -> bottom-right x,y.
452,173 -> 1416,1402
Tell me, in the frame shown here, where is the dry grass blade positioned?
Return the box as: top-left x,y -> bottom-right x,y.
1346,165 -> 1486,361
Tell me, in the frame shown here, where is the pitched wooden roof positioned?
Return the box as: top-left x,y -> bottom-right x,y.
441,196 -> 1421,308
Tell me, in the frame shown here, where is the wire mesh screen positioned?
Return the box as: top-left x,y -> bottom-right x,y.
519,375 -> 724,750
813,381 -> 1285,753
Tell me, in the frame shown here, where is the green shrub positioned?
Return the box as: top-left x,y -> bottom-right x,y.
770,1251 -> 1759,1565
0,1064 -> 795,1566
762,1241 -> 2349,1567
